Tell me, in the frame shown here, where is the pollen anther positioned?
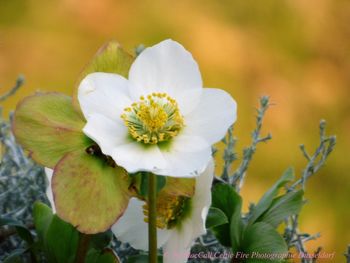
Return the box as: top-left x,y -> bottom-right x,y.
143,195 -> 190,229
121,93 -> 184,144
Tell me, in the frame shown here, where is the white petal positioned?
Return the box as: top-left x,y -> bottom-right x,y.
157,135 -> 212,177
174,88 -> 202,115
111,142 -> 166,173
163,160 -> 214,263
83,113 -> 128,156
163,223 -> 193,263
78,72 -> 132,121
44,168 -> 56,213
188,159 -> 214,238
185,88 -> 237,145
111,198 -> 171,251
129,39 -> 202,114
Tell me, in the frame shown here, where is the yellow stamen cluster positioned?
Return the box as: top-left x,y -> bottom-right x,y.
121,93 -> 184,144
143,194 -> 190,229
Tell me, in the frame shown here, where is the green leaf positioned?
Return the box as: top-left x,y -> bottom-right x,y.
230,201 -> 244,253
34,202 -> 116,263
206,207 -> 229,229
13,93 -> 92,168
53,150 -> 131,234
86,248 -> 121,263
33,202 -> 56,262
45,215 -> 79,263
96,249 -> 120,263
33,202 -> 54,242
211,183 -> 242,224
241,222 -> 288,263
73,41 -> 134,114
90,230 -> 113,250
258,190 -> 304,227
0,217 -> 34,244
211,183 -> 242,247
86,249 -> 100,263
248,168 -> 294,224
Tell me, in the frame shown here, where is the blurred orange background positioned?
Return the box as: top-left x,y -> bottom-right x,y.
0,0 -> 349,261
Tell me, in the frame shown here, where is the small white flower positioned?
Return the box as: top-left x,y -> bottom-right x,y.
78,39 -> 237,177
111,160 -> 215,263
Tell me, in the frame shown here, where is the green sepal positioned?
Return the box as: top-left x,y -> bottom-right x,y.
13,93 -> 92,168
73,41 -> 134,115
53,150 -> 131,234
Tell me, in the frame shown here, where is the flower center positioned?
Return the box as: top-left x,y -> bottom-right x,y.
121,93 -> 184,144
143,195 -> 191,229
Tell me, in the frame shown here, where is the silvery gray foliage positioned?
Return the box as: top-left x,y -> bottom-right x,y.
0,75 -> 25,103
217,97 -> 339,262
188,232 -> 231,263
284,120 -> 336,263
0,106 -> 47,260
0,77 -> 48,261
229,95 -> 272,190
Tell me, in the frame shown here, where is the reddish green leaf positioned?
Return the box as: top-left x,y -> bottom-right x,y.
73,41 -> 134,115
53,151 -> 131,234
13,93 -> 91,168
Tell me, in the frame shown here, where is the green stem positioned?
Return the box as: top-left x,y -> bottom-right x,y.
75,233 -> 91,263
148,173 -> 158,263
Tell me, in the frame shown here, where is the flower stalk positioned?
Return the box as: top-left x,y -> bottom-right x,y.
148,173 -> 158,263
75,233 -> 91,263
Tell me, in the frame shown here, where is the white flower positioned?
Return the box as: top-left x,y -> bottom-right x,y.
111,160 -> 214,263
44,161 -> 214,263
78,39 -> 236,177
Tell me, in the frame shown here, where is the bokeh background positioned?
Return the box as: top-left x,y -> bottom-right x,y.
0,0 -> 349,261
